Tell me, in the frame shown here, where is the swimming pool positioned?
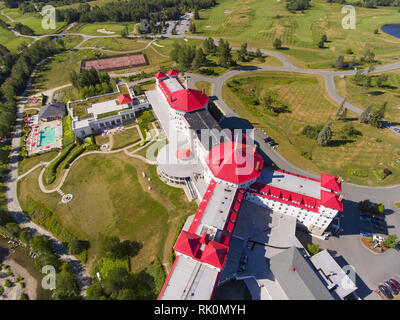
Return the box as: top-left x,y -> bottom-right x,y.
39,126 -> 56,147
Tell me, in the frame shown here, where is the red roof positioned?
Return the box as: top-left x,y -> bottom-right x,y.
174,231 -> 201,257
320,190 -> 343,211
166,88 -> 209,112
321,173 -> 342,192
154,71 -> 167,79
201,241 -> 229,269
118,94 -> 132,104
176,148 -> 191,160
206,141 -> 264,185
167,69 -> 179,77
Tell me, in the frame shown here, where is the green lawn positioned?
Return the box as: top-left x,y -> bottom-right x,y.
195,81 -> 212,96
18,151 -> 58,176
222,71 -> 400,186
17,153 -> 198,272
194,0 -> 400,68
335,70 -> 400,123
82,37 -> 150,51
3,8 -> 66,35
0,27 -> 33,51
111,127 -> 141,150
71,22 -> 135,36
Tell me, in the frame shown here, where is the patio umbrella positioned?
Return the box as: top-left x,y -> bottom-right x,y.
32,142 -> 36,146
34,133 -> 38,136
46,145 -> 50,149
26,142 -> 30,145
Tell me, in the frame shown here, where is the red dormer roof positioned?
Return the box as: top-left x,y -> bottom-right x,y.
174,231 -> 201,257
154,71 -> 167,79
206,141 -> 264,185
167,69 -> 179,77
321,173 -> 342,192
320,190 -> 343,211
200,241 -> 229,269
118,94 -> 132,104
176,148 -> 191,160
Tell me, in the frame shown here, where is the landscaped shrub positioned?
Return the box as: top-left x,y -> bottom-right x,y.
301,124 -> 323,140
61,144 -> 86,169
62,115 -> 75,147
44,143 -> 75,184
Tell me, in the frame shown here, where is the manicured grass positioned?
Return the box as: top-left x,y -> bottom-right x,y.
195,81 -> 212,96
30,49 -> 110,93
0,27 -> 33,51
95,134 -> 110,146
82,37 -> 150,51
195,0 -> 400,68
111,126 -> 141,150
18,151 -> 58,176
62,35 -> 84,50
71,22 -> 135,36
222,71 -> 400,186
17,153 -> 198,272
395,202 -> 400,209
335,71 -> 400,123
4,8 -> 66,35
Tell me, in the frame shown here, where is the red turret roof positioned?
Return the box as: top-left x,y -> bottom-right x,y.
321,173 -> 342,192
154,71 -> 167,79
118,94 -> 132,104
320,190 -> 343,211
174,231 -> 201,257
167,88 -> 209,112
167,69 -> 180,77
201,241 -> 229,269
206,141 -> 264,185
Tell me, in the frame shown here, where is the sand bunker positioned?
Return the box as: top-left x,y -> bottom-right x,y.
97,28 -> 115,34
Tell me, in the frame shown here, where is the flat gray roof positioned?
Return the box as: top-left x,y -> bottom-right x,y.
160,256 -> 219,300
259,169 -> 321,199
270,247 -> 334,300
310,249 -> 357,299
163,77 -> 184,93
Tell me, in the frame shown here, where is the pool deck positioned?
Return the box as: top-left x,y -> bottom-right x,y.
26,119 -> 63,156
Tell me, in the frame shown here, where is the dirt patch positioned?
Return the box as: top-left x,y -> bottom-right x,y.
96,28 -> 115,34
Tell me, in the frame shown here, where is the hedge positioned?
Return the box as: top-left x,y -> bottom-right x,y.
61,144 -> 86,170
43,143 -> 75,184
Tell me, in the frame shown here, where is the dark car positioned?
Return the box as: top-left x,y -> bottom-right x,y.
372,214 -> 385,221
360,212 -> 371,218
372,219 -> 385,227
269,141 -> 278,147
373,225 -> 386,233
389,279 -> 400,291
385,281 -> 399,296
264,137 -> 272,143
378,284 -> 393,299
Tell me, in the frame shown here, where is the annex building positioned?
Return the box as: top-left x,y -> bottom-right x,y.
145,69 -> 345,300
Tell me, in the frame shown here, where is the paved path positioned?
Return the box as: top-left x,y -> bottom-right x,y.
5,66 -> 92,298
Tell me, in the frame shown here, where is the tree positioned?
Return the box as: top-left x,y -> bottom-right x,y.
52,264 -> 79,300
4,222 -> 20,238
369,102 -> 386,128
19,229 -> 33,245
321,34 -> 328,42
189,20 -> 196,33
334,55 -> 345,69
203,37 -> 216,55
382,235 -> 397,249
373,203 -> 385,215
68,239 -> 88,255
30,235 -> 53,254
335,99 -> 346,120
318,40 -> 325,48
317,121 -> 332,146
273,38 -> 282,49
216,39 -> 233,68
237,42 -> 248,62
359,104 -> 372,123
307,244 -> 320,256
86,282 -> 106,300
194,8 -> 200,20
376,74 -> 388,88
358,199 -> 372,213
192,47 -> 207,69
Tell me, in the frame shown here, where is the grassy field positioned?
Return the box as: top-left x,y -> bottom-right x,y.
18,151 -> 58,176
0,26 -> 34,51
17,152 -> 198,272
335,70 -> 400,123
111,127 -> 141,150
222,71 -> 400,186
194,0 -> 400,68
71,22 -> 135,36
81,37 -> 150,51
30,49 -> 110,93
3,8 -> 66,35
195,81 -> 212,96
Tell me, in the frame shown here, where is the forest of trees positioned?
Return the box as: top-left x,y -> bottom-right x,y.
70,68 -> 114,98
55,0 -> 216,24
327,0 -> 400,7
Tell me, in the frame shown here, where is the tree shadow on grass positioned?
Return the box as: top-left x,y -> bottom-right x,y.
328,139 -> 354,147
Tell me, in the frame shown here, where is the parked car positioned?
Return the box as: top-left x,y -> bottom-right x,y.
372,214 -> 385,221
373,225 -> 386,233
378,284 -> 393,299
372,219 -> 385,227
360,212 -> 371,218
385,281 -> 399,296
360,231 -> 372,237
269,141 -> 278,147
264,137 -> 272,143
360,215 -> 371,222
389,279 -> 400,291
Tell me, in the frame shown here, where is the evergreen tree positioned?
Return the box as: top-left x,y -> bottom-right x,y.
273,38 -> 282,49
237,42 -> 248,62
335,99 -> 346,120
216,39 -> 233,67
317,121 -> 332,146
359,104 -> 372,123
192,47 -> 207,69
369,102 -> 386,128
189,20 -> 196,33
203,37 -> 216,55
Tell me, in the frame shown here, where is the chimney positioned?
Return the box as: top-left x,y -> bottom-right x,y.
255,160 -> 260,171
337,176 -> 343,183
169,95 -> 172,102
202,88 -> 205,94
338,194 -> 343,202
